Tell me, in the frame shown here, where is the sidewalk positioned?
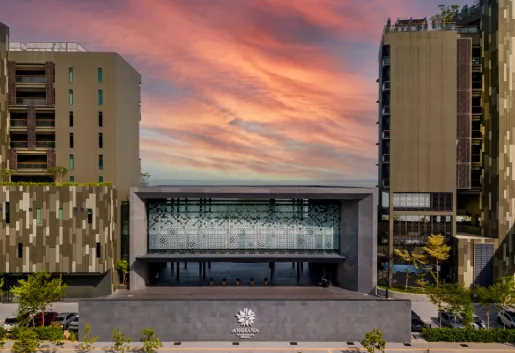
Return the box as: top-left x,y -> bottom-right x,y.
1,340 -> 514,353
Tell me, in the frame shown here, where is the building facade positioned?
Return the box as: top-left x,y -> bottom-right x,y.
0,21 -> 141,297
378,1 -> 514,287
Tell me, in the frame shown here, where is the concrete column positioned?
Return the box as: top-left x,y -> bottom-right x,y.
129,190 -> 148,291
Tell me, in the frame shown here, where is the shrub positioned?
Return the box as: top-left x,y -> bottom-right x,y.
9,326 -> 64,341
139,328 -> 162,353
0,327 -> 7,340
78,323 -> 98,352
112,328 -> 132,353
11,327 -> 41,353
422,327 -> 515,342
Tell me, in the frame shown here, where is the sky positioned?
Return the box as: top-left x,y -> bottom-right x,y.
0,0 -> 470,184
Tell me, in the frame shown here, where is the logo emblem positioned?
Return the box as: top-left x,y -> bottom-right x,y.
236,308 -> 256,327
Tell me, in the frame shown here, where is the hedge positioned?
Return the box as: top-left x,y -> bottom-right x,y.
0,182 -> 112,187
422,327 -> 515,343
8,326 -> 64,341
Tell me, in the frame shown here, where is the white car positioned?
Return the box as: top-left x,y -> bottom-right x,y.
68,315 -> 78,331
497,311 -> 515,328
3,316 -> 18,331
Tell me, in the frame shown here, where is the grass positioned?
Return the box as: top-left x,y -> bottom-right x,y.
377,285 -> 425,294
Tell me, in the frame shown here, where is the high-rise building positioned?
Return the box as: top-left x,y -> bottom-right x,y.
0,22 -> 140,297
377,1 -> 515,287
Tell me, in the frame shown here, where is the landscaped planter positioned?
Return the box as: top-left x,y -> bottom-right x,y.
376,287 -> 431,302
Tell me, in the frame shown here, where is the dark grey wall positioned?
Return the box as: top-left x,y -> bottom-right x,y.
79,299 -> 411,342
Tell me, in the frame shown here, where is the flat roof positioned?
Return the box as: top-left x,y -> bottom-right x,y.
132,185 -> 376,200
138,251 -> 345,263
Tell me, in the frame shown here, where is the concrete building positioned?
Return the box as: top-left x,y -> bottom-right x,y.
0,22 -> 140,297
378,1 -> 515,287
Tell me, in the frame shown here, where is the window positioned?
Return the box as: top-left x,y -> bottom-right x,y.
69,133 -> 74,148
97,68 -> 103,83
69,176 -> 74,183
69,111 -> 74,127
87,208 -> 92,224
68,90 -> 74,105
98,176 -> 103,183
58,208 -> 63,220
36,208 -> 42,225
99,155 -> 103,170
68,68 -> 73,83
17,243 -> 22,259
98,112 -> 103,127
98,90 -> 103,106
96,243 -> 101,258
5,202 -> 9,224
69,154 -> 74,170
98,133 -> 103,148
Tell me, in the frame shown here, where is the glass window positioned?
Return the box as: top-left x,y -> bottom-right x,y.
98,90 -> 103,106
68,90 -> 74,105
58,208 -> 63,220
69,155 -> 74,170
69,133 -> 74,148
97,68 -> 103,83
36,208 -> 42,225
99,155 -> 103,170
98,176 -> 103,183
17,243 -> 22,259
87,209 -> 93,224
96,243 -> 101,258
5,202 -> 9,224
69,176 -> 74,183
69,111 -> 74,127
68,68 -> 73,83
98,133 -> 103,148
98,112 -> 103,127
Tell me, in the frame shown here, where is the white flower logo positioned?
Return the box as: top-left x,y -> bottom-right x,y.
236,308 -> 255,327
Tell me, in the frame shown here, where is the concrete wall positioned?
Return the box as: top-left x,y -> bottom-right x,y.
79,299 -> 411,342
0,185 -> 117,275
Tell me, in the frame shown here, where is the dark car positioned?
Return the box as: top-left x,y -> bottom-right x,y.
51,313 -> 78,330
29,312 -> 59,327
411,311 -> 430,332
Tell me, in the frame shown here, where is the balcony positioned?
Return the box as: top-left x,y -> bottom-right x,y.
456,224 -> 481,236
472,106 -> 482,115
11,141 -> 28,148
36,119 -> 55,128
14,98 -> 46,106
35,141 -> 55,148
382,106 -> 390,115
472,130 -> 482,139
382,154 -> 390,163
472,57 -> 481,65
10,119 -> 27,127
472,81 -> 482,90
382,81 -> 391,90
17,162 -> 47,170
382,130 -> 390,139
382,57 -> 390,66
16,76 -> 46,84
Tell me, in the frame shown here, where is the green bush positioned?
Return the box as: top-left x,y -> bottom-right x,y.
422,327 -> 515,342
0,182 -> 112,186
0,327 -> 7,340
9,326 -> 64,341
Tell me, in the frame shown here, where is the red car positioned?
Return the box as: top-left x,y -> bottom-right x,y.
29,312 -> 59,327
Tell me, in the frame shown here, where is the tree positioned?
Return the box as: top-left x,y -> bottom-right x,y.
78,324 -> 98,352
474,285 -> 497,329
139,328 -> 162,353
112,328 -> 132,353
116,260 -> 130,286
492,277 -> 515,329
425,285 -> 447,327
11,327 -> 41,353
0,168 -> 14,183
393,248 -> 427,290
140,172 -> 151,186
441,283 -> 473,328
11,272 -> 66,327
430,4 -> 461,25
359,328 -> 386,353
46,166 -> 68,184
423,234 -> 451,287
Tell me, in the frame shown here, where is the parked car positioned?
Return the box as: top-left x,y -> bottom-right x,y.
29,312 -> 59,327
51,313 -> 78,330
472,314 -> 487,329
3,316 -> 18,331
411,311 -> 430,332
497,311 -> 515,328
68,315 -> 78,331
439,311 -> 464,328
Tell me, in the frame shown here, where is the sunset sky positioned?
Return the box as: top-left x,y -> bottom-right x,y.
0,0 -> 469,184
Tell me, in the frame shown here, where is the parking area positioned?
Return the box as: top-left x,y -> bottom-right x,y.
0,302 -> 78,326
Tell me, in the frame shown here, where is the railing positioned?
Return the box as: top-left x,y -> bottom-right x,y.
35,141 -> 55,148
382,57 -> 390,66
384,24 -> 479,34
10,142 -> 28,148
10,119 -> 27,127
15,98 -> 46,105
16,76 -> 46,84
17,162 -> 47,169
472,106 -> 482,114
382,130 -> 390,139
472,57 -> 481,65
382,106 -> 390,115
35,119 -> 55,127
382,154 -> 390,163
472,81 -> 482,90
382,81 -> 391,90
456,224 -> 481,236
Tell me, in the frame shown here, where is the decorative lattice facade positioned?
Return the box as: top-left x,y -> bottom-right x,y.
147,199 -> 340,251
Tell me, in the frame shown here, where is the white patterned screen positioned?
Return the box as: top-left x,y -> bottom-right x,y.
147,199 -> 340,251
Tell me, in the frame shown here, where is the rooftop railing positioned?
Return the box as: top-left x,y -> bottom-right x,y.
384,24 -> 479,34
